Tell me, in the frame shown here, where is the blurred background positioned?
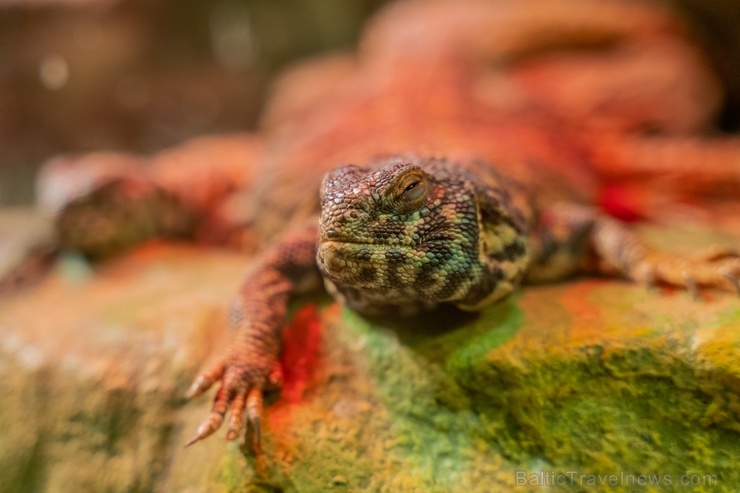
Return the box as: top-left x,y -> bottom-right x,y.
0,0 -> 391,205
0,0 -> 738,206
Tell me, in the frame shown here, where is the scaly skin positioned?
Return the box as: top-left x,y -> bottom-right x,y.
317,157 -> 531,315
27,0 -> 740,448
183,154 -> 740,449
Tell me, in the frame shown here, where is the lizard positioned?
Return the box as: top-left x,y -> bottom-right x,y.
181,154 -> 740,448
26,0 -> 740,448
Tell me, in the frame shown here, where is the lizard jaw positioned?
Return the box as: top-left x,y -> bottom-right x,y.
316,240 -> 410,285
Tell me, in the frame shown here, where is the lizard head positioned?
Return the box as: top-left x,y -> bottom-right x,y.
316,156 -> 484,306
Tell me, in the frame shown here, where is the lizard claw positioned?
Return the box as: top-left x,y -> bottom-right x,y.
683,274 -> 700,300
634,246 -> 740,297
245,388 -> 264,450
723,272 -> 740,297
185,386 -> 230,447
185,359 -> 282,450
185,360 -> 225,399
637,265 -> 657,292
225,390 -> 247,441
220,387 -> 264,450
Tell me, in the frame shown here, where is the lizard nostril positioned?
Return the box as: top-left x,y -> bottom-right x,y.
325,229 -> 338,239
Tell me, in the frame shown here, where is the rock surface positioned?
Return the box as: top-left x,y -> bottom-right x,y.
1,213 -> 739,492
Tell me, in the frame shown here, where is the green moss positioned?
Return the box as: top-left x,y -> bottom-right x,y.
448,302 -> 740,490
327,286 -> 740,492
289,441 -> 373,492
332,308 -> 518,492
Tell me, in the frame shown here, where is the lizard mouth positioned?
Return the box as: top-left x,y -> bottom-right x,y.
320,228 -> 414,249
318,239 -> 410,252
316,241 -> 356,281
317,240 -> 410,282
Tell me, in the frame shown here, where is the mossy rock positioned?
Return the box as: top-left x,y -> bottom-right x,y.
0,225 -> 739,492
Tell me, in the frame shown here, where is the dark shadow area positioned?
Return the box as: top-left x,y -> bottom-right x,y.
361,303 -> 480,347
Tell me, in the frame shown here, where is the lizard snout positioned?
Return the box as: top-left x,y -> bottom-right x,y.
316,241 -> 347,280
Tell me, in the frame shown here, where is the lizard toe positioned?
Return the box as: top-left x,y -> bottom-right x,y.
185,385 -> 231,447
696,245 -> 740,262
683,273 -> 700,300
225,390 -> 248,441
722,271 -> 740,296
185,351 -> 277,449
266,363 -> 284,392
246,388 -> 265,452
185,360 -> 225,399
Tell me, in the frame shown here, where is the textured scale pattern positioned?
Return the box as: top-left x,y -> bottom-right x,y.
22,0 -> 740,451
185,153 -> 739,449
316,157 -> 532,315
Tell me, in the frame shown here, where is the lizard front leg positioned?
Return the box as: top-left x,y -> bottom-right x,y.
185,223 -> 321,449
527,203 -> 740,295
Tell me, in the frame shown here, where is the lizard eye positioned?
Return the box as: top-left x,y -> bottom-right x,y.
404,180 -> 420,192
402,180 -> 424,200
395,171 -> 429,211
